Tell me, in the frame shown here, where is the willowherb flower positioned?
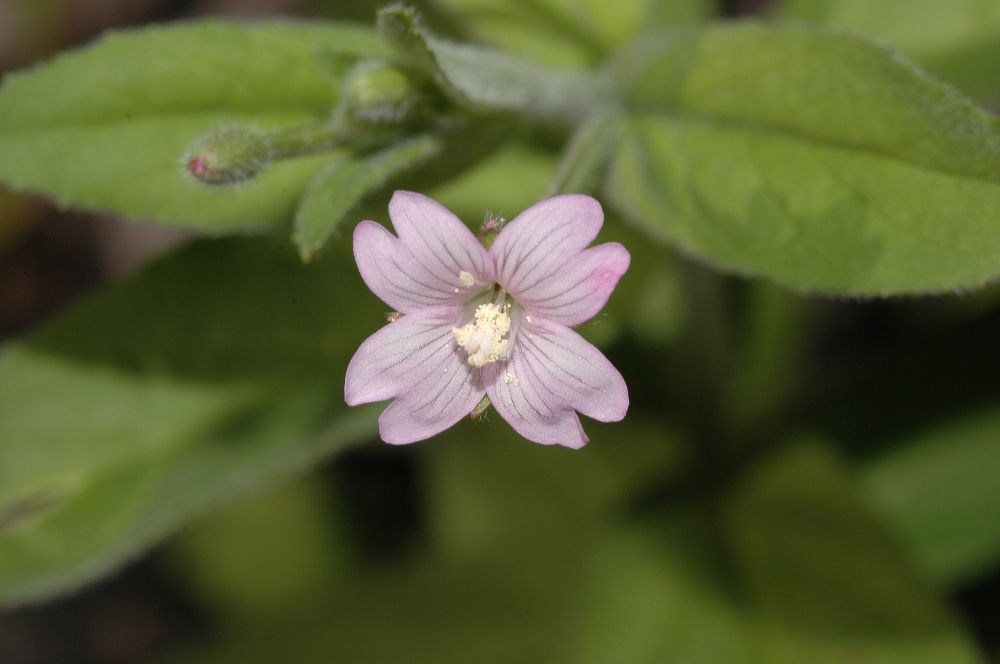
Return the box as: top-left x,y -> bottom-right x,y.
344,191 -> 630,448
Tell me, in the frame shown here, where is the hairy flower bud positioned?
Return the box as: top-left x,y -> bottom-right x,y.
184,125 -> 271,186
341,61 -> 420,125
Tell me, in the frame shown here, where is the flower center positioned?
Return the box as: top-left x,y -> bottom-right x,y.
452,295 -> 512,368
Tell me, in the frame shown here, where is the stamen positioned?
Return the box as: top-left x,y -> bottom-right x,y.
452,300 -> 512,368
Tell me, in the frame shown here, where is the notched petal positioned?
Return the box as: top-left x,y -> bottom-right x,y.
388,190 -> 494,284
491,194 -> 604,296
487,354 -> 590,449
353,217 -> 491,313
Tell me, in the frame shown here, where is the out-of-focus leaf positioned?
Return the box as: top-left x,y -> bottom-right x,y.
723,283 -> 809,439
294,134 -> 442,260
575,442 -> 982,663
726,441 -> 980,662
378,4 -> 601,122
0,21 -> 389,229
171,476 -> 347,618
169,552 -> 579,664
772,0 -> 1000,101
608,22 -> 1000,295
429,141 -> 554,219
167,429 -> 980,662
424,417 -> 684,561
435,0 -> 714,66
167,417 -> 683,664
860,408 -> 1000,585
572,517 -> 749,663
0,238 -> 384,605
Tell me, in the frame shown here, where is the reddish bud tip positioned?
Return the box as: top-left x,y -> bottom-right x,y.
186,156 -> 210,176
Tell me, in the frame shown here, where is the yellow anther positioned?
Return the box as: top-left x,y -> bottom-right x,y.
452,302 -> 511,367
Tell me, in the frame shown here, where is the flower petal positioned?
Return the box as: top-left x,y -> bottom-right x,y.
344,306 -> 486,445
515,242 -> 630,326
487,318 -> 628,447
389,190 -> 493,281
485,352 -> 589,449
344,306 -> 463,405
353,218 -> 486,314
491,194 -> 604,296
377,377 -> 482,445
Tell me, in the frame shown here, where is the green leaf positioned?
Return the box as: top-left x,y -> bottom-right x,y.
860,408 -> 1000,585
772,0 -> 1000,101
377,4 -> 602,122
0,21 -> 389,230
293,134 -> 442,260
607,22 -> 1000,295
0,237 -> 384,605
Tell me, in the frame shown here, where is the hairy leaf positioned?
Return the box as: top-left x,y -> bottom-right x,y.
607,22 -> 1000,295
773,0 -> 1000,100
0,21 -> 388,229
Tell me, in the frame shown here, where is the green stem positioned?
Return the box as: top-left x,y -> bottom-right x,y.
545,104 -> 624,196
722,284 -> 810,447
267,121 -> 345,160
675,261 -> 732,449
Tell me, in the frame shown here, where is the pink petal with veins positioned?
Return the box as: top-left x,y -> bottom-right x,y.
388,190 -> 493,286
345,306 -> 482,413
487,317 -> 628,448
491,194 -> 603,295
347,191 -> 630,448
514,242 -> 630,327
353,191 -> 493,313
345,306 -> 486,444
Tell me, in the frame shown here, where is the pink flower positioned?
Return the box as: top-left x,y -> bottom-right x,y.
344,191 -> 630,448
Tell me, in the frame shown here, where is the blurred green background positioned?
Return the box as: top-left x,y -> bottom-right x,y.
1,0 -> 999,662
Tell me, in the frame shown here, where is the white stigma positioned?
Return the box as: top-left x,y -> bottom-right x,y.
453,302 -> 511,367
458,271 -> 475,288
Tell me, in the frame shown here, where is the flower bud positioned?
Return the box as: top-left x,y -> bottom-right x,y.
477,212 -> 504,249
184,125 -> 271,186
470,394 -> 492,421
341,61 -> 420,125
